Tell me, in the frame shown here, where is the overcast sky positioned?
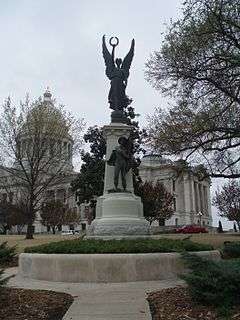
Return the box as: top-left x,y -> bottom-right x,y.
0,0 -> 182,125
0,0 -> 231,228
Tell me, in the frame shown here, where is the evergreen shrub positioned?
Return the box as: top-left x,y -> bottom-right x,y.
24,238 -> 213,254
0,268 -> 10,288
0,242 -> 16,266
222,241 -> 240,259
181,252 -> 240,314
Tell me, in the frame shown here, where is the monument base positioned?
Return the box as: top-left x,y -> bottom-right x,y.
87,218 -> 149,237
87,192 -> 150,236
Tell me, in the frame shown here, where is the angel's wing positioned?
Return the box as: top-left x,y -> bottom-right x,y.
122,39 -> 135,79
102,35 -> 114,79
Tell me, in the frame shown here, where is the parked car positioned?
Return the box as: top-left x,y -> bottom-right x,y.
61,230 -> 75,236
175,225 -> 208,234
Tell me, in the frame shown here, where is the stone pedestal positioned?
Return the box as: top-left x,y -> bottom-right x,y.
87,122 -> 150,237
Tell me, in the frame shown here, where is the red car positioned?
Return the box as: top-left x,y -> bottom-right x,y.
175,225 -> 208,234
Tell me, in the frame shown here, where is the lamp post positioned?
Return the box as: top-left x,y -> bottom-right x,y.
197,211 -> 203,226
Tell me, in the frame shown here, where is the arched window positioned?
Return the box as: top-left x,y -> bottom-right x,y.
172,180 -> 176,192
57,140 -> 62,157
173,198 -> 176,211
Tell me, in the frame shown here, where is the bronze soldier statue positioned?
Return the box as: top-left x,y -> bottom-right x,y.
107,136 -> 133,191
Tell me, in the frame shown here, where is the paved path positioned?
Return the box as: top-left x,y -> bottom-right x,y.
5,267 -> 183,320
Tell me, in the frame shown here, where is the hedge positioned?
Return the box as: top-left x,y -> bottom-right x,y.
24,238 -> 213,254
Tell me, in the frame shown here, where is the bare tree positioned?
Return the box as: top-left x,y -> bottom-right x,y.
213,180 -> 240,231
41,200 -> 80,234
146,0 -> 240,178
0,92 -> 84,239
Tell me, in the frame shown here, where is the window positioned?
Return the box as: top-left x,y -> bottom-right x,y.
0,193 -> 7,202
49,139 -> 55,157
56,189 -> 66,203
194,182 -> 199,212
57,141 -> 62,156
45,190 -> 55,201
64,142 -> 67,159
21,140 -> 26,157
175,218 -> 178,226
9,192 -> 13,203
172,180 -> 176,192
68,144 -> 71,161
173,198 -> 176,211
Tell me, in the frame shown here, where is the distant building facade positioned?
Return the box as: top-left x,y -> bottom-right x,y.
0,91 -> 212,233
0,89 -> 80,234
139,154 -> 212,227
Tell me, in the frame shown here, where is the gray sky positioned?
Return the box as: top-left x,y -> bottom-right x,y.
0,0 -> 231,228
0,0 -> 182,126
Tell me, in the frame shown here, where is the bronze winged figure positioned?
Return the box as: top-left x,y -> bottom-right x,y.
102,35 -> 135,112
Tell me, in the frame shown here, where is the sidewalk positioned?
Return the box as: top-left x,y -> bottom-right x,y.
6,267 -> 183,320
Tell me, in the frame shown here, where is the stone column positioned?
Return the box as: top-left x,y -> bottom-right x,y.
199,184 -> 204,214
206,183 -> 212,224
88,122 -> 149,237
196,183 -> 201,214
203,185 -> 209,217
190,179 -> 195,213
183,174 -> 192,224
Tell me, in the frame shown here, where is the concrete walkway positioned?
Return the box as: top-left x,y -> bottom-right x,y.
5,267 -> 183,320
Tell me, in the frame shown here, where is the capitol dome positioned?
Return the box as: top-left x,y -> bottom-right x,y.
16,89 -> 73,172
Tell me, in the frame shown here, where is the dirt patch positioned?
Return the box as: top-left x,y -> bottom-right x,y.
0,287 -> 73,320
147,287 -> 240,320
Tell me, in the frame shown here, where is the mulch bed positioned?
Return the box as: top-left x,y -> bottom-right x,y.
0,256 -> 19,268
147,287 -> 240,320
0,287 -> 73,320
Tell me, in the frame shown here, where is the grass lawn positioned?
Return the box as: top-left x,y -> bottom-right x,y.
0,232 -> 239,253
0,234 -> 80,253
153,233 -> 240,249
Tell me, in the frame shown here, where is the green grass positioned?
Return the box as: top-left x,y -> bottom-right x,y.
1,233 -> 239,253
24,238 -> 213,254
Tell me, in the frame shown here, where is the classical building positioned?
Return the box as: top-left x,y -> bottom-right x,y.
139,154 -> 212,227
0,91 -> 213,233
0,89 -> 79,233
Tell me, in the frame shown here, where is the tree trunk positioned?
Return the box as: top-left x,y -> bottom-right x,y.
52,226 -> 56,234
26,223 -> 34,239
25,200 -> 35,239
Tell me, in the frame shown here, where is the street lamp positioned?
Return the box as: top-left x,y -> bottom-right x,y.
197,212 -> 203,226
